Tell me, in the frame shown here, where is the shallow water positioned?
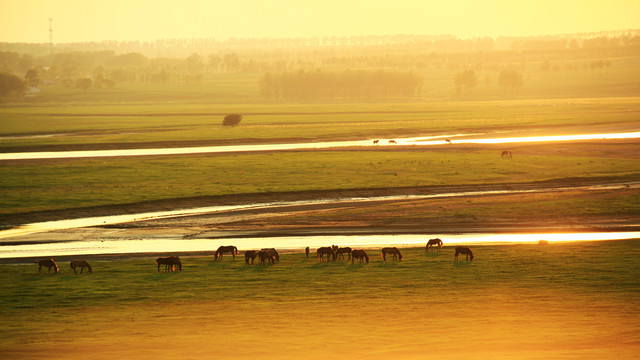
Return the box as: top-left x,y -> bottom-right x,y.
1,131 -> 639,160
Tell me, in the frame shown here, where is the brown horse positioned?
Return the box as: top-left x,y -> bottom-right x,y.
454,247 -> 474,261
445,139 -> 452,144
336,247 -> 352,260
381,247 -> 403,261
36,259 -> 59,273
245,250 -> 258,265
388,140 -> 397,145
261,248 -> 279,263
501,150 -> 513,158
373,139 -> 380,145
215,245 -> 238,261
351,249 -> 369,264
426,238 -> 443,251
257,249 -> 276,265
70,260 -> 92,274
317,247 -> 337,262
156,256 -> 182,272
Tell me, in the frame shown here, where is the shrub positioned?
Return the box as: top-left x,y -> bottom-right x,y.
223,114 -> 242,126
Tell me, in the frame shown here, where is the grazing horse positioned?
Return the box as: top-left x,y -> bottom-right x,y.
70,260 -> 92,274
388,140 -> 397,145
351,249 -> 369,264
501,150 -> 513,158
336,247 -> 352,260
373,139 -> 379,145
426,238 -> 443,251
257,249 -> 276,265
245,250 -> 258,265
36,259 -> 59,273
156,256 -> 182,272
445,139 -> 452,144
305,247 -> 310,258
262,248 -> 280,263
454,247 -> 474,261
317,247 -> 337,262
381,247 -> 403,261
215,245 -> 238,261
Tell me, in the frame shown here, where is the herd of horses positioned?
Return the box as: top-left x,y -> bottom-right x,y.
372,138 -> 513,158
35,241 -> 474,274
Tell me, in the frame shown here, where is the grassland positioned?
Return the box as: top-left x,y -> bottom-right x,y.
1,241 -> 638,359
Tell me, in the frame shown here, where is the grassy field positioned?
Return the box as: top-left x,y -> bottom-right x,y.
1,241 -> 638,359
1,97 -> 639,150
1,142 -> 638,215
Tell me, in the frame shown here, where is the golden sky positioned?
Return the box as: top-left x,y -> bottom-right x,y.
1,0 -> 638,43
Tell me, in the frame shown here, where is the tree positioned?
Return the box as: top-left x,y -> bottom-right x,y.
498,69 -> 523,94
223,114 -> 242,126
454,69 -> 477,95
24,68 -> 40,87
0,72 -> 26,103
75,77 -> 92,90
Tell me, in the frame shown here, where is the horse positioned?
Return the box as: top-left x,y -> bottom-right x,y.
245,250 -> 258,265
426,238 -> 443,251
388,140 -> 397,145
36,259 -> 59,273
351,249 -> 369,264
381,247 -> 403,261
215,245 -> 238,261
373,139 -> 379,145
305,247 -> 310,258
336,247 -> 352,260
317,247 -> 337,262
257,249 -> 276,265
70,260 -> 92,274
156,256 -> 182,272
262,248 -> 280,263
445,139 -> 452,144
501,150 -> 513,158
454,247 -> 474,261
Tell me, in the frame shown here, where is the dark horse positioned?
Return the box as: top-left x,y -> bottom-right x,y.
215,245 -> 238,261
245,250 -> 258,265
351,249 -> 369,264
305,247 -> 310,258
156,256 -> 182,272
36,259 -> 59,273
261,248 -> 279,263
454,247 -> 474,261
257,249 -> 276,265
336,247 -> 352,260
317,247 -> 337,262
501,150 -> 513,158
381,247 -> 403,261
70,260 -> 92,274
426,238 -> 443,251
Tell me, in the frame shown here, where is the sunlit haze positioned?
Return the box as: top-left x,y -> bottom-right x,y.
1,0 -> 639,43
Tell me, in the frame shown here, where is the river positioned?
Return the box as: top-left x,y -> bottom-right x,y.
1,131 -> 639,160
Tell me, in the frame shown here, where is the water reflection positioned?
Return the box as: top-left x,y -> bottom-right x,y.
1,131 -> 639,160
2,182 -> 637,240
1,232 -> 638,259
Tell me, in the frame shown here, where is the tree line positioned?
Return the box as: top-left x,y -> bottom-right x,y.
259,70 -> 423,99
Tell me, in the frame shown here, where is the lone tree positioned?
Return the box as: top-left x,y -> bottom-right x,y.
223,114 -> 242,126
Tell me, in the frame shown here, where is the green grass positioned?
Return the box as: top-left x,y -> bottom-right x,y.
1,242 -> 638,359
1,143 -> 638,214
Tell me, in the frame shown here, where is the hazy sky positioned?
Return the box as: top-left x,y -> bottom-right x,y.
1,0 -> 638,43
